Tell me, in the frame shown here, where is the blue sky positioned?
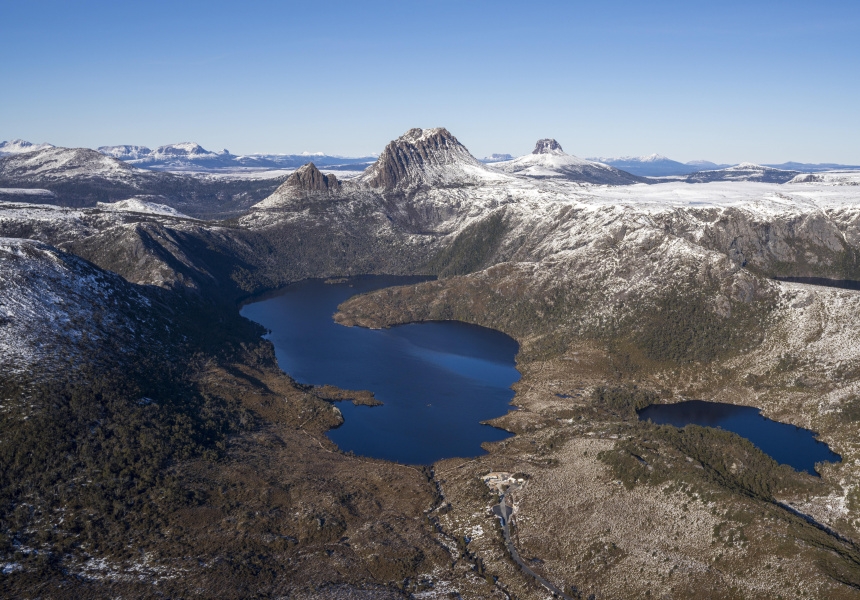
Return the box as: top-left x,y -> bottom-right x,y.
2,0 -> 858,163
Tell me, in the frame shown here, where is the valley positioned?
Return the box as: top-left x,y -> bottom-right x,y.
3,128 -> 860,598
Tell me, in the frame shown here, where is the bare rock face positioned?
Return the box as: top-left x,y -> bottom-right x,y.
533,139 -> 564,155
358,127 -> 491,190
285,162 -> 341,193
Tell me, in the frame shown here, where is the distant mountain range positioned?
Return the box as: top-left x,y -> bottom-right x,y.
3,138 -> 858,179
588,154 -> 860,177
96,142 -> 376,172
763,161 -> 860,173
0,139 -> 55,155
585,154 -> 712,177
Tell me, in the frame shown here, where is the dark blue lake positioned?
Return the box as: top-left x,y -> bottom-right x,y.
638,400 -> 841,475
240,276 -> 520,464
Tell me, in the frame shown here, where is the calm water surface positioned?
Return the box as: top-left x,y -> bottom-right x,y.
240,276 -> 520,464
638,400 -> 841,475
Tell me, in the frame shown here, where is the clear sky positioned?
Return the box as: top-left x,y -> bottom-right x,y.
2,0 -> 858,163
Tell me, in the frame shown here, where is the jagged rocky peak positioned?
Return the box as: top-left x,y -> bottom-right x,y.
359,127 -> 490,189
533,139 -> 565,155
285,162 -> 341,192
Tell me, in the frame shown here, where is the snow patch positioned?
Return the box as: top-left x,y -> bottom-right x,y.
96,198 -> 192,218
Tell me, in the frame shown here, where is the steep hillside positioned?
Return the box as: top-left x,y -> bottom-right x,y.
0,238 -> 170,376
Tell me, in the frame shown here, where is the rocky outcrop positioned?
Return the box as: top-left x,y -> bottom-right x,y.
252,162 -> 345,209
532,139 -> 564,154
283,162 -> 341,193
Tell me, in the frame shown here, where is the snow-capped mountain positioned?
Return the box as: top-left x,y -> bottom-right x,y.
0,139 -> 55,156
0,146 -> 287,218
97,142 -> 376,172
493,139 -> 644,185
0,146 -> 142,181
685,159 -> 732,170
97,145 -> 153,161
356,127 -> 509,190
685,162 -> 799,184
125,142 -> 238,170
96,198 -> 193,218
588,153 -> 704,177
481,153 -> 514,163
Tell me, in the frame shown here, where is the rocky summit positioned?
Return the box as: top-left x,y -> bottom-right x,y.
532,138 -> 565,154
357,127 -> 500,190
283,162 -> 341,193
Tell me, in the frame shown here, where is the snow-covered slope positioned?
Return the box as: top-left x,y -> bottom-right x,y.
0,238 -> 162,374
0,147 -> 144,181
787,171 -> 860,186
587,154 -> 703,177
96,198 -> 192,218
0,139 -> 55,156
481,153 -> 514,163
685,162 -> 799,184
685,160 -> 732,171
126,142 -> 235,170
98,145 -> 152,160
493,139 -> 644,185
356,128 -> 510,190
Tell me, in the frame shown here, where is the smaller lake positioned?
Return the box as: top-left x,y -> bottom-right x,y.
240,276 -> 520,465
775,276 -> 860,291
638,400 -> 841,475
